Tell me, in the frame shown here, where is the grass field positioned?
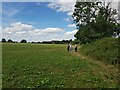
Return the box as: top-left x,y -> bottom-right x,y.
2,43 -> 118,88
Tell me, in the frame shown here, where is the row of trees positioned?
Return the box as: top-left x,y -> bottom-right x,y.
1,38 -> 27,43
1,38 -> 78,44
72,1 -> 120,44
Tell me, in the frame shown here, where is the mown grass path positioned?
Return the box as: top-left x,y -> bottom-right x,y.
2,43 -> 119,88
72,50 -> 118,71
66,46 -> 118,88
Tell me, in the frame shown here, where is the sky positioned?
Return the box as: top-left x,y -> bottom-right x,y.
2,2 -> 78,42
1,1 -> 120,42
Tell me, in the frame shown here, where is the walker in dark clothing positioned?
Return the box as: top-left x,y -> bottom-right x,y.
75,47 -> 77,52
75,45 -> 77,52
67,44 -> 70,51
67,46 -> 69,51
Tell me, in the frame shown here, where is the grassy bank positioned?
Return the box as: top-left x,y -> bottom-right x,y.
79,37 -> 118,65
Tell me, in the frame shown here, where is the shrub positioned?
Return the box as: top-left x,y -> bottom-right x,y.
20,39 -> 27,43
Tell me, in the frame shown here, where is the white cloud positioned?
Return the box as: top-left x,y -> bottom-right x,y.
2,22 -> 78,41
28,27 -> 64,36
62,30 -> 78,40
67,24 -> 76,28
48,1 -> 76,16
4,22 -> 34,32
41,27 -> 64,33
2,22 -> 78,42
16,31 -> 26,34
64,30 -> 78,35
63,17 -> 74,22
3,22 -> 64,35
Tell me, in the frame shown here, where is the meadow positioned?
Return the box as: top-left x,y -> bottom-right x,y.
2,43 -> 118,88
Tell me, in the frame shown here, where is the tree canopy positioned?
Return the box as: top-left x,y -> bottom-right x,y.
72,1 -> 118,44
2,38 -> 6,42
20,39 -> 27,43
8,39 -> 13,43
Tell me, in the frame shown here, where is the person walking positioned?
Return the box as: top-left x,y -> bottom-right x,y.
69,44 -> 72,52
75,44 -> 77,52
67,43 -> 70,51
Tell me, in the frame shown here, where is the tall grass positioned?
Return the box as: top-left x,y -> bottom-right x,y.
79,37 -> 118,65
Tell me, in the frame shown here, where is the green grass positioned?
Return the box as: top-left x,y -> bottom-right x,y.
79,37 -> 118,65
2,43 -> 118,88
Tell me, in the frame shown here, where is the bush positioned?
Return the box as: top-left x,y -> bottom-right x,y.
2,38 -> 6,42
8,39 -> 13,43
20,39 -> 27,43
79,37 -> 118,65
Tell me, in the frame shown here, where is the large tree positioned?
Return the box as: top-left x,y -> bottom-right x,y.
8,39 -> 13,43
72,1 -> 118,44
2,38 -> 6,42
20,39 -> 27,43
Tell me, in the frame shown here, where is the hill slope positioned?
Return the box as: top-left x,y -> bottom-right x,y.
79,37 -> 118,65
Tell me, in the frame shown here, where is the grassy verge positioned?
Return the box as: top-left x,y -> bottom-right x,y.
79,37 -> 118,65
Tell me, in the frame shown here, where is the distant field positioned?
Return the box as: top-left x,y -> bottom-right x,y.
2,43 -> 118,88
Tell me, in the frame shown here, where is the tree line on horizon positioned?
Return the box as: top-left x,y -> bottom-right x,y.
1,38 -> 27,43
1,38 -> 79,44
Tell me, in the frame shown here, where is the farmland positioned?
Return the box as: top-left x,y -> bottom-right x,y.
2,43 -> 118,88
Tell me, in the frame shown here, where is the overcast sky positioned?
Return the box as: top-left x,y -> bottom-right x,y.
1,0 -> 120,42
